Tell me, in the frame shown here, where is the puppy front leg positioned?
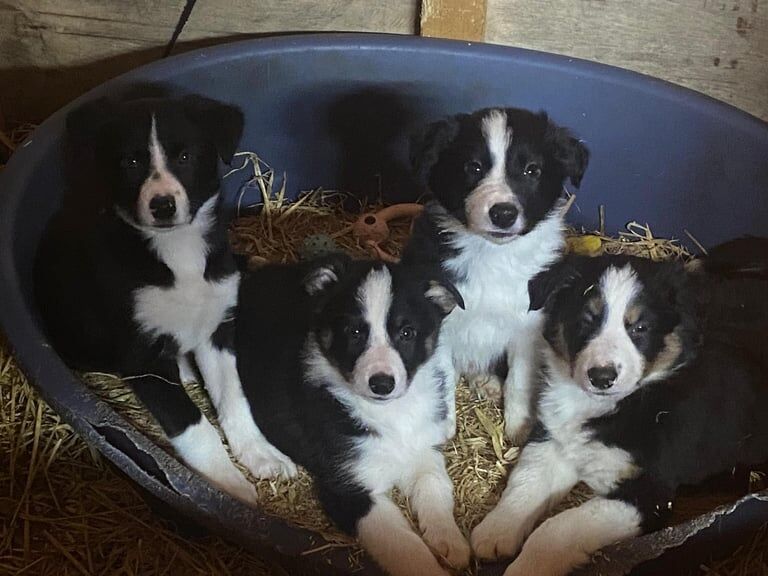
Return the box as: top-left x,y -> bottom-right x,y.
502,497 -> 642,576
433,343 -> 458,440
471,439 -> 577,560
130,360 -> 256,503
402,449 -> 470,570
357,494 -> 451,576
195,341 -> 297,479
503,318 -> 543,443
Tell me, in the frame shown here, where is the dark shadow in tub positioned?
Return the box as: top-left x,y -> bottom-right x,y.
324,87 -> 440,207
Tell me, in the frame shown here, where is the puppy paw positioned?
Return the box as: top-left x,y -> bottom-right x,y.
503,406 -> 532,446
237,440 -> 298,479
209,464 -> 258,504
466,373 -> 503,404
502,550 -> 576,576
471,511 -> 526,561
422,523 -> 471,570
177,355 -> 198,384
442,411 -> 457,441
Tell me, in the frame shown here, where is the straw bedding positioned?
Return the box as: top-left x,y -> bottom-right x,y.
1,146 -> 767,575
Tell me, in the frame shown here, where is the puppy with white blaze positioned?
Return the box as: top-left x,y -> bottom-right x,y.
471,254 -> 768,576
235,255 -> 470,576
402,107 -> 589,442
35,94 -> 295,504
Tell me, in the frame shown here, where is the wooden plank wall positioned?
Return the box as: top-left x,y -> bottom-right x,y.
485,0 -> 768,122
1,1 -> 767,122
0,0 -> 417,122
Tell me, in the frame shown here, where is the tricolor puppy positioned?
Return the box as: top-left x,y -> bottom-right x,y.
236,256 -> 470,576
402,107 -> 589,441
35,94 -> 295,504
471,254 -> 768,576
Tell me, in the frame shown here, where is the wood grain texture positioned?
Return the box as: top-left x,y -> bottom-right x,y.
0,0 -> 417,121
1,0 -> 767,122
420,0 -> 487,41
485,0 -> 768,120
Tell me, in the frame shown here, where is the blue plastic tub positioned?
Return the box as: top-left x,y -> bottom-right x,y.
1,33 -> 767,575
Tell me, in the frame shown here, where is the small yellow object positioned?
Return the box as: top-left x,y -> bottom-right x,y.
567,235 -> 602,256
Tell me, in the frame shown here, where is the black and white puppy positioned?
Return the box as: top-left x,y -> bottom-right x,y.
236,256 -> 470,576
402,107 -> 589,442
35,94 -> 295,503
470,254 -> 768,576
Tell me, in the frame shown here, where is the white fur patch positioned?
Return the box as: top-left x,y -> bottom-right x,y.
132,195 -> 239,354
136,115 -> 190,227
502,497 -> 641,576
439,206 -> 564,440
195,344 -> 297,478
171,417 -> 256,503
357,495 -> 451,576
464,110 -> 526,236
305,335 -> 461,573
353,268 -> 408,399
482,109 -> 511,182
471,440 -> 579,560
537,356 -> 638,492
575,264 -> 645,397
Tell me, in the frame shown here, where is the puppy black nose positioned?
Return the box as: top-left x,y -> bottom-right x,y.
488,203 -> 519,229
149,195 -> 176,220
587,365 -> 618,390
369,373 -> 396,396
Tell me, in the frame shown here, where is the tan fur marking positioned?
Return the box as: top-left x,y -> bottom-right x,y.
645,331 -> 683,378
587,296 -> 605,317
624,303 -> 642,326
553,322 -> 569,358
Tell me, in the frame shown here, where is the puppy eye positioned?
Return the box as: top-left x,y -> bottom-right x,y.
399,326 -> 416,341
177,150 -> 190,164
524,163 -> 541,178
344,324 -> 367,340
464,160 -> 483,175
120,156 -> 139,169
627,321 -> 649,335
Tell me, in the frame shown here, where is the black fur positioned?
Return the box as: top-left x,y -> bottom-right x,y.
592,340 -> 768,531
35,93 -> 244,437
408,107 -> 588,229
531,252 -> 768,532
700,237 -> 768,367
531,255 -> 700,370
402,107 -> 588,273
235,257 -> 458,534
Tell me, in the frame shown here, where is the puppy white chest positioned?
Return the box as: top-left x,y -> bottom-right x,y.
543,385 -> 637,495
348,363 -> 448,493
132,217 -> 238,353
441,217 -> 562,373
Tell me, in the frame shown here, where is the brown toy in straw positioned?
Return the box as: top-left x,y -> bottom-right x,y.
352,203 -> 424,262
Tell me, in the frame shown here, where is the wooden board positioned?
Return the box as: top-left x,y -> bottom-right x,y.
0,0 -> 417,121
485,0 -> 768,121
1,0 -> 767,122
420,0 -> 487,41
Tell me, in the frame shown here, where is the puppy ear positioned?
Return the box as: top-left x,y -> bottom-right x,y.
181,95 -> 244,164
410,117 -> 461,185
528,256 -> 580,312
425,278 -> 465,315
304,254 -> 352,295
547,123 -> 590,188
